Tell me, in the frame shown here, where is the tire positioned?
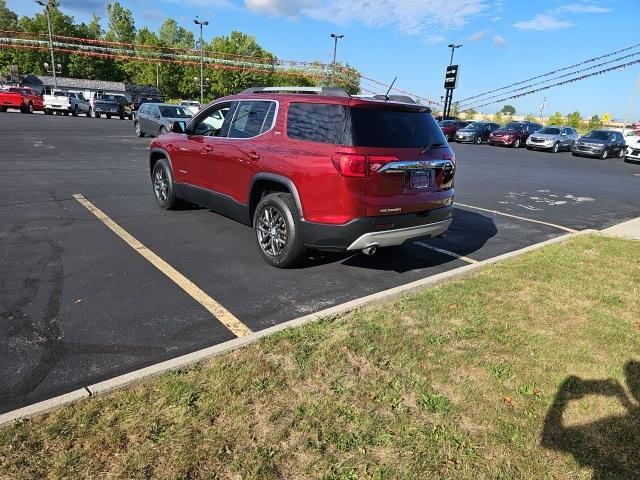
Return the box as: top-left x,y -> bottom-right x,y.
254,193 -> 306,268
552,142 -> 559,153
572,152 -> 578,157
72,106 -> 78,117
618,148 -> 625,159
0,106 -> 6,112
128,113 -> 133,120
135,121 -> 145,137
55,110 -> 61,115
475,136 -> 482,144
27,102 -> 34,114
95,111 -> 101,118
600,149 -> 609,160
64,111 -> 69,116
119,111 -> 124,120
106,114 -> 111,119
44,109 -> 52,115
513,138 -> 521,148
526,146 -> 532,150
151,159 -> 178,209
86,109 -> 91,118
159,126 -> 167,136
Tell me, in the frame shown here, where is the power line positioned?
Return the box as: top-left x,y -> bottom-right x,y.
463,59 -> 640,111
462,49 -> 640,108
458,42 -> 640,104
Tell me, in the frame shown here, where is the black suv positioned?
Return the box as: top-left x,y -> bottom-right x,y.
572,130 -> 626,159
454,121 -> 500,144
94,94 -> 133,120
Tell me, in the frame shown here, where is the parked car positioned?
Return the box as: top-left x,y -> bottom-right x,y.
454,121 -> 500,144
526,126 -> 578,153
149,86 -> 455,268
135,103 -> 193,137
0,87 -> 44,113
180,100 -> 201,115
489,121 -> 542,148
572,130 -> 626,159
438,119 -> 471,140
94,94 -> 133,119
43,90 -> 91,117
624,131 -> 640,163
131,95 -> 163,112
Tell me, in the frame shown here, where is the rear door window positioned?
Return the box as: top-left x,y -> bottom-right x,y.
350,107 -> 446,148
228,100 -> 276,139
287,103 -> 348,144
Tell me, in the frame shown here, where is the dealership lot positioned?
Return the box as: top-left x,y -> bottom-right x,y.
1,113 -> 639,414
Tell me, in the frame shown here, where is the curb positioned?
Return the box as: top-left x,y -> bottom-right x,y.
0,229 -> 595,427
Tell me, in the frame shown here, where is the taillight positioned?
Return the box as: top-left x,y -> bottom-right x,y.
332,154 -> 367,178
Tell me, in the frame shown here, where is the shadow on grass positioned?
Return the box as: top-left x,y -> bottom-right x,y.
542,361 -> 640,479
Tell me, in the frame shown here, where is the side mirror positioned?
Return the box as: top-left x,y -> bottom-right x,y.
172,121 -> 187,134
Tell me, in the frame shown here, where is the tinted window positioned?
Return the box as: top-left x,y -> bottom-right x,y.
350,107 -> 446,148
192,102 -> 233,136
584,131 -> 610,140
159,106 -> 192,118
139,103 -> 149,114
540,127 -> 561,135
287,103 -> 348,144
504,122 -> 525,131
228,101 -> 276,139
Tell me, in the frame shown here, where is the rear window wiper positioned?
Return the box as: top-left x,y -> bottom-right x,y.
421,142 -> 446,154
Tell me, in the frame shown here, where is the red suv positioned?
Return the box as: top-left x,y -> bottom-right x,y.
149,87 -> 455,267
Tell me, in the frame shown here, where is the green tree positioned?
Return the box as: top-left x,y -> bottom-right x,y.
332,63 -> 360,95
524,114 -> 537,122
500,104 -> 516,115
547,112 -> 564,125
566,111 -> 582,128
0,0 -> 18,29
588,114 -> 603,130
106,1 -> 135,43
493,111 -> 504,124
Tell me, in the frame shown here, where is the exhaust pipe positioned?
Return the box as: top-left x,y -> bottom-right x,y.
362,245 -> 377,256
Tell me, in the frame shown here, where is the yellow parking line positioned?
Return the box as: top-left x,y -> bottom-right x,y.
455,202 -> 578,233
414,241 -> 479,264
73,194 -> 252,338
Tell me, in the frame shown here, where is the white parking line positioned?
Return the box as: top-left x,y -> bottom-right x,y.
414,242 -> 479,264
455,202 -> 578,233
73,194 -> 252,338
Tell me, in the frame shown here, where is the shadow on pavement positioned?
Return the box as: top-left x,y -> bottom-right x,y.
541,360 -> 640,479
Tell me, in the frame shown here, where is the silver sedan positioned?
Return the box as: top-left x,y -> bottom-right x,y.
526,126 -> 578,153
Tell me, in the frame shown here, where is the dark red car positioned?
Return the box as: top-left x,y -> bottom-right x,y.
149,87 -> 455,267
488,121 -> 542,148
438,119 -> 471,140
0,87 -> 44,113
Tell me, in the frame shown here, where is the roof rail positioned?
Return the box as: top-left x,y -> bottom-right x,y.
240,86 -> 350,97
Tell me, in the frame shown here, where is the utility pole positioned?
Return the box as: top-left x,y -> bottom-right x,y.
194,16 -> 209,105
622,74 -> 640,134
443,43 -> 462,118
156,63 -> 159,88
330,33 -> 344,87
36,0 -> 57,88
539,96 -> 547,125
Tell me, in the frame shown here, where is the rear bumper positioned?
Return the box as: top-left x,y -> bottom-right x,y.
45,104 -> 72,111
0,100 -> 22,108
300,205 -> 454,251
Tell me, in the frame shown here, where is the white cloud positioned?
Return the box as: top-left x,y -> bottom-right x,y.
424,34 -> 446,45
244,0 -> 489,35
557,3 -> 610,14
514,14 -> 574,31
468,30 -> 488,41
492,34 -> 507,47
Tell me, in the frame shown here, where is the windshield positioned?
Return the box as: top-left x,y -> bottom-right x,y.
504,123 -> 525,131
53,91 -> 69,96
463,122 -> 483,130
351,108 -> 446,148
99,95 -> 119,101
159,106 -> 192,118
583,131 -> 610,140
539,127 -> 561,135
7,88 -> 21,93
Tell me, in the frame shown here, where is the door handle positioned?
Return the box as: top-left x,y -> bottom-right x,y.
248,151 -> 260,160
203,145 -> 215,152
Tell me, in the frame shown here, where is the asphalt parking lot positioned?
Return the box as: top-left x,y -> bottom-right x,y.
1,112 -> 639,414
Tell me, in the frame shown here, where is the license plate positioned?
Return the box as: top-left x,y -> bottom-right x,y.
408,170 -> 434,190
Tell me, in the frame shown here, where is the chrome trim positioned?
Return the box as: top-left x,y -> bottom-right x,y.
346,219 -> 452,251
377,160 -> 454,174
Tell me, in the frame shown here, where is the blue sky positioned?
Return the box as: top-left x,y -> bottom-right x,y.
8,0 -> 640,119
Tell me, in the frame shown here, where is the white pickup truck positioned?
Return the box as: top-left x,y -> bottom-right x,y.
44,90 -> 91,117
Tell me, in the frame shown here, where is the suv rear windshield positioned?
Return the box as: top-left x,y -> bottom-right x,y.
350,107 -> 446,148
287,103 -> 445,148
539,127 -> 560,134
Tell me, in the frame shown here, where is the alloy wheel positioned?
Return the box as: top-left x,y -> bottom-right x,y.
552,142 -> 559,153
153,167 -> 169,203
514,139 -> 521,148
257,206 -> 288,257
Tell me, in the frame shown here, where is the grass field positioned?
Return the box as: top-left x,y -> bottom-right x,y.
1,234 -> 639,479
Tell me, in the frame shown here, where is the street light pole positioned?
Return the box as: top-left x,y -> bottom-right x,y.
330,33 -> 344,87
194,16 -> 209,105
36,0 -> 57,89
443,43 -> 462,118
